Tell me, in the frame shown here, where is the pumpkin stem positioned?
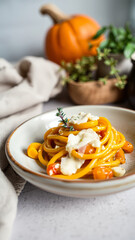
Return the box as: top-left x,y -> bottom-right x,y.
40,4 -> 70,23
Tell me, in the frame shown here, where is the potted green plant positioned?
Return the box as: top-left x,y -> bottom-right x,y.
61,55 -> 125,105
92,24 -> 134,78
61,24 -> 135,105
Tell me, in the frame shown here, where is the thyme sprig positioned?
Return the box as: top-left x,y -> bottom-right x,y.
56,108 -> 74,131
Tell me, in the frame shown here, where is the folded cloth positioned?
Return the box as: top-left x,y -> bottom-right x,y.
0,57 -> 65,240
0,170 -> 17,240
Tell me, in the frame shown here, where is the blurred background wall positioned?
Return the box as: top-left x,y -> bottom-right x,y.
0,0 -> 134,61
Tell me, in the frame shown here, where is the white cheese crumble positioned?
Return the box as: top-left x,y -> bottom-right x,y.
69,112 -> 99,124
60,129 -> 101,176
112,167 -> 126,177
49,170 -> 53,176
55,145 -> 59,149
66,129 -> 101,154
102,145 -> 105,150
55,163 -> 60,169
61,155 -> 84,176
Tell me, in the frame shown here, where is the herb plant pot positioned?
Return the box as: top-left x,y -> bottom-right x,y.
68,79 -> 125,105
97,53 -> 132,78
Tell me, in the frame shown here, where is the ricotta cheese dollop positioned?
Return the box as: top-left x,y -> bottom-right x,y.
60,129 -> 101,176
69,112 -> 99,124
66,129 -> 101,154
61,156 -> 85,176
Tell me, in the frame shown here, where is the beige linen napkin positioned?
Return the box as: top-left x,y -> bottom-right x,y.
0,57 -> 65,240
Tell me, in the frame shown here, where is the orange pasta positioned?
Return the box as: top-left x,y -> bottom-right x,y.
27,111 -> 134,180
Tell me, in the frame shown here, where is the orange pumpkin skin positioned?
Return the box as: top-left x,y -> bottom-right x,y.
45,15 -> 104,65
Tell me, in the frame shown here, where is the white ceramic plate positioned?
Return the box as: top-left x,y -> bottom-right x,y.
5,106 -> 135,198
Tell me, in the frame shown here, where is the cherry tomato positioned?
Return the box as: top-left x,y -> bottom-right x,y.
122,141 -> 134,153
78,144 -> 95,154
85,144 -> 95,154
47,163 -> 61,176
98,130 -> 106,139
115,148 -> 125,164
93,166 -> 113,180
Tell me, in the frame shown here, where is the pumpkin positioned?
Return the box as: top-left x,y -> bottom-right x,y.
40,4 -> 104,65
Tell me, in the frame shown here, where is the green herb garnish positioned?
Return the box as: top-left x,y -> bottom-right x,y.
56,108 -> 74,131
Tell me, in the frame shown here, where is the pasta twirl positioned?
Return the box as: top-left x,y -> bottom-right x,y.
27,112 -> 134,180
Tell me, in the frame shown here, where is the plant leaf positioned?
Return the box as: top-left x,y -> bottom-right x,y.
99,40 -> 109,49
99,78 -> 107,84
124,43 -> 135,58
92,26 -> 107,39
111,26 -> 118,38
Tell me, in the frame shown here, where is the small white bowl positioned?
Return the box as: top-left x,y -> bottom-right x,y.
5,106 -> 135,198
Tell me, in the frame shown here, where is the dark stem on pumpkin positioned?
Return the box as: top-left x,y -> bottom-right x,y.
40,4 -> 70,24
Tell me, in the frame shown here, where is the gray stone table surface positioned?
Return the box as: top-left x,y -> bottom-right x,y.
10,88 -> 135,240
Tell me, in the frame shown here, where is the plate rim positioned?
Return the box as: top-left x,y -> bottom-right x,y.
5,105 -> 135,184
